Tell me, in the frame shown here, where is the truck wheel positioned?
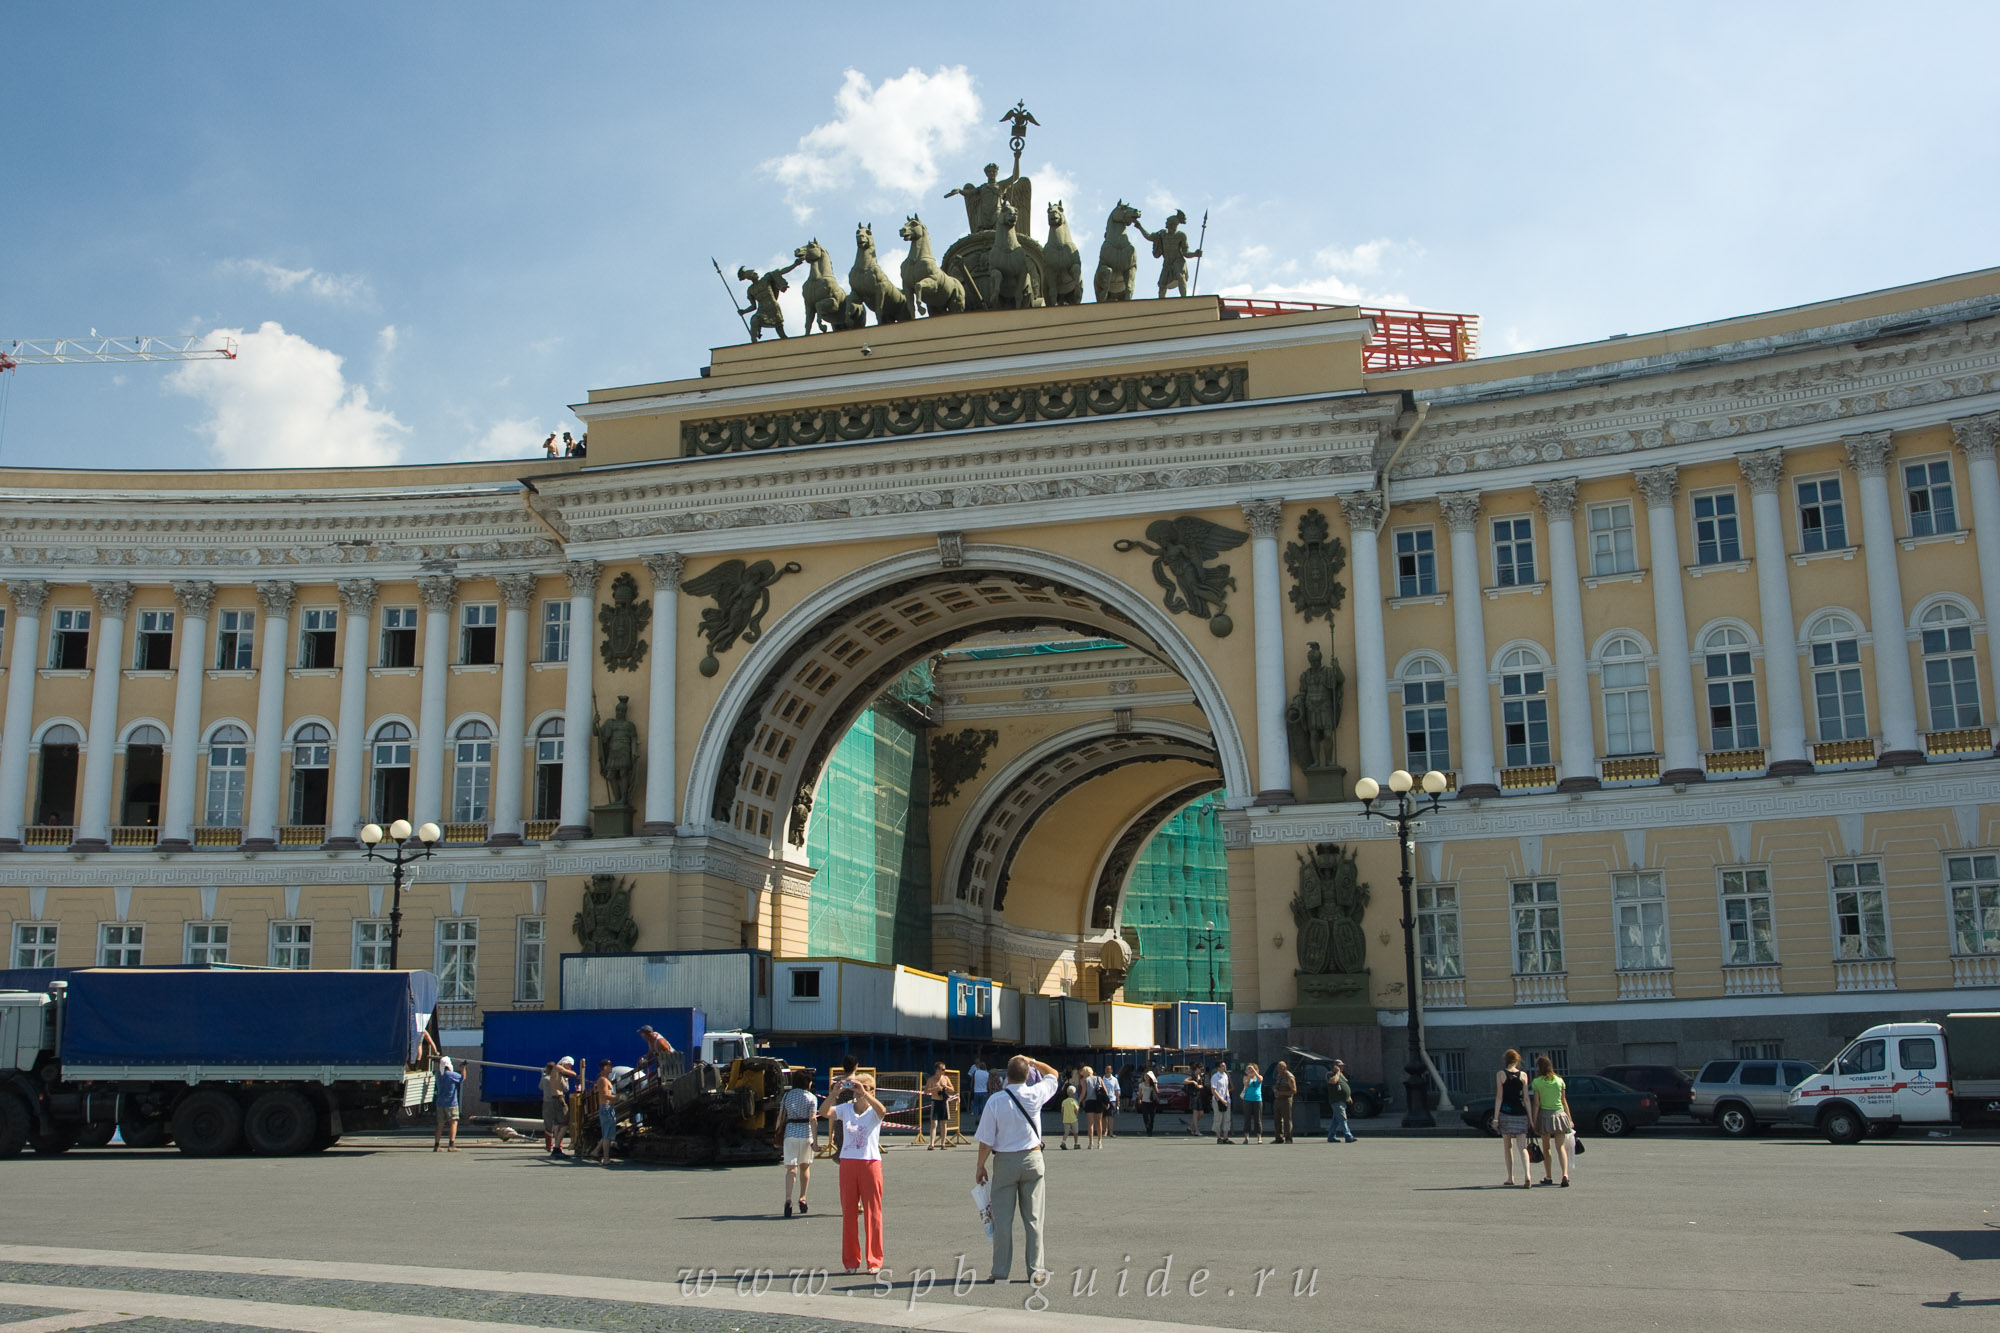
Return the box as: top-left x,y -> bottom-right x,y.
1715,1103 -> 1755,1137
1352,1094 -> 1382,1121
1596,1109 -> 1630,1137
1821,1106 -> 1866,1145
244,1090 -> 318,1156
28,1128 -> 79,1154
75,1122 -> 117,1148
118,1112 -> 172,1149
0,1092 -> 31,1158
172,1089 -> 244,1156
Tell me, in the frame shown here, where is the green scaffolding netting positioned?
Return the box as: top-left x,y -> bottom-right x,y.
1121,790 -> 1233,1004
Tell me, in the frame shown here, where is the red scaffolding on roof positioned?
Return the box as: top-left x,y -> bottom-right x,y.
1217,299 -> 1479,371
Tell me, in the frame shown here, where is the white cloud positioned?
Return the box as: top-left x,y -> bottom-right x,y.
377,324 -> 399,355
454,416 -> 553,462
1209,234 -> 1420,308
222,258 -> 374,305
168,322 -> 407,468
764,67 -> 982,220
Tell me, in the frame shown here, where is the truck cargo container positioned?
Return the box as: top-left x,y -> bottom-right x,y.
560,949 -> 772,1033
480,1006 -> 705,1108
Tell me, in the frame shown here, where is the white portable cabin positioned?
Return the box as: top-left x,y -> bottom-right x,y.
892,965 -> 949,1040
1109,1001 -> 1154,1050
1022,993 -> 1052,1046
994,985 -> 1023,1044
560,949 -> 772,1034
1053,996 -> 1089,1047
768,958 -> 897,1036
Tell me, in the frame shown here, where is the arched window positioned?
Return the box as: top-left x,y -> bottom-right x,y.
1703,627 -> 1760,750
36,724 -> 81,827
204,725 -> 248,827
1808,616 -> 1868,741
452,720 -> 493,822
1600,637 -> 1653,756
534,718 -> 564,821
121,724 -> 166,827
1400,658 -> 1450,773
371,722 -> 412,823
1920,603 -> 1982,729
291,723 -> 332,825
1500,648 -> 1550,768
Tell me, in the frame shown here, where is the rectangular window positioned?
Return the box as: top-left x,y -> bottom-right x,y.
1532,1047 -> 1570,1077
1692,490 -> 1742,565
270,921 -> 313,969
298,607 -> 338,668
1946,852 -> 2000,956
1904,459 -> 1957,537
1720,867 -> 1776,965
133,609 -> 175,670
1417,885 -> 1462,979
13,922 -> 58,968
49,607 -> 91,670
1811,639 -> 1868,741
354,919 -> 392,970
1602,658 -> 1654,756
1613,870 -> 1670,970
184,922 -> 230,965
1830,861 -> 1889,959
1402,678 -> 1449,772
791,967 -> 823,999
379,606 -> 418,668
1394,527 -> 1437,597
1511,879 -> 1562,974
1491,516 -> 1536,587
1921,616 -> 1982,730
1796,476 -> 1847,552
516,918 -> 546,1003
541,600 -> 571,663
1735,1041 -> 1783,1061
1501,671 -> 1551,767
437,918 -> 478,1002
1433,1049 -> 1468,1100
205,733 -> 247,827
1705,651 -> 1760,750
460,602 -> 498,665
1587,502 -> 1636,575
216,609 -> 255,670
98,923 -> 144,966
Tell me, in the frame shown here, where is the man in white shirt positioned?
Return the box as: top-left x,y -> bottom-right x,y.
1211,1062 -> 1235,1144
973,1053 -> 1060,1284
968,1059 -> 990,1126
1101,1070 -> 1121,1138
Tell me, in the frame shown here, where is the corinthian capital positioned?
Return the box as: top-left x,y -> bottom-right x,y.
254,579 -> 298,619
643,553 -> 687,593
1336,489 -> 1385,536
173,580 -> 217,619
1437,491 -> 1482,533
416,573 -> 459,613
495,573 -> 539,610
1239,498 -> 1284,540
336,578 -> 379,616
7,580 -> 52,618
1842,430 -> 1896,478
1737,447 -> 1786,496
93,581 -> 135,618
1634,465 -> 1680,510
1951,411 -> 2000,462
1533,477 -> 1579,521
563,559 -> 602,598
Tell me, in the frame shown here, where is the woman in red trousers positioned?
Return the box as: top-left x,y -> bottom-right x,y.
825,1071 -> 888,1273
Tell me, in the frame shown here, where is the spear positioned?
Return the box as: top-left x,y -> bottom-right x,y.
712,257 -> 754,339
1191,209 -> 1210,295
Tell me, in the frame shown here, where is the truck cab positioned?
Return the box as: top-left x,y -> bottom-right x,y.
1,990 -> 56,1074
702,1031 -> 753,1066
1789,1021 -> 1951,1143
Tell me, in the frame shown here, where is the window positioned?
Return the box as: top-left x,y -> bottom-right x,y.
121,724 -> 165,827
1796,476 -> 1847,552
1511,879 -> 1562,974
204,725 -> 247,826
1588,502 -> 1636,575
460,602 -> 498,665
541,600 -> 570,663
12,922 -> 57,968
1738,1062 -> 1779,1086
270,921 -> 313,969
48,607 -> 90,669
791,967 -> 823,999
371,722 -> 412,823
184,922 -> 230,965
1433,1049 -> 1468,1100
1920,603 -> 1982,729
1394,527 -> 1437,597
1808,616 -> 1868,741
354,920 -> 392,970
1500,648 -> 1550,767
35,723 -> 80,825
1836,1039 -> 1885,1076
1831,860 -> 1889,959
1531,1047 -> 1569,1077
533,718 -> 564,820
1947,852 -> 1999,956
1491,517 -> 1536,587
133,609 -> 174,670
437,919 -> 478,1002
1720,868 -> 1776,965
516,918 -> 546,1003
452,720 -> 493,821
1417,885 -> 1461,979
1904,458 -> 1957,537
290,723 -> 331,824
1600,636 -> 1654,756
215,609 -> 254,670
1401,659 -> 1450,773
379,606 -> 418,668
1734,1042 -> 1783,1062
298,607 -> 338,668
1900,1037 -> 1938,1070
1703,627 -> 1759,750
99,923 -> 143,966
1613,870 -> 1670,970
1692,490 -> 1742,565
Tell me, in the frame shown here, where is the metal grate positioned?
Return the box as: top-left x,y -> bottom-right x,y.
1217,300 -> 1479,370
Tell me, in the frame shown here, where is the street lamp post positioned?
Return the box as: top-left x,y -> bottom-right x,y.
1355,768 -> 1449,1129
359,818 -> 440,969
1190,919 -> 1223,1001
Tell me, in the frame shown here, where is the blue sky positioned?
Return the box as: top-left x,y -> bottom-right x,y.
3,4 -> 1995,472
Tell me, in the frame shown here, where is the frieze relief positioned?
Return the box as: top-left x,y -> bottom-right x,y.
0,536 -> 559,572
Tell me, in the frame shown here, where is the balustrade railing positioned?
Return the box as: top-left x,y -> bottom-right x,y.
1722,964 -> 1782,995
1834,958 -> 1896,991
1512,972 -> 1567,1005
1616,969 -> 1675,1001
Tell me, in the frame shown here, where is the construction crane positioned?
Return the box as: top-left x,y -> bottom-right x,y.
0,334 -> 239,372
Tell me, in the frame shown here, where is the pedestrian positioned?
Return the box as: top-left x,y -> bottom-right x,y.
1324,1058 -> 1358,1143
1269,1059 -> 1296,1143
1136,1065 -> 1159,1136
432,1055 -> 464,1152
1211,1061 -> 1234,1143
974,1053 -> 1060,1286
1059,1084 -> 1080,1149
1240,1062 -> 1264,1143
1531,1056 -> 1574,1187
968,1057 -> 990,1127
1491,1048 -> 1534,1187
635,1025 -> 676,1085
1185,1064 -> 1205,1136
925,1062 -> 956,1149
826,1071 -> 889,1273
1101,1068 -> 1121,1138
591,1059 -> 617,1164
1077,1066 -> 1104,1148
542,1058 -> 574,1157
775,1067 -> 819,1218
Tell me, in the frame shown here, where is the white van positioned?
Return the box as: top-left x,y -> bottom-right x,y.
1787,1012 -> 2000,1143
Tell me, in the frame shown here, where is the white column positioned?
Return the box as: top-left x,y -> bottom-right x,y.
1535,478 -> 1599,791
642,553 -> 684,833
325,579 -> 377,847
1635,466 -> 1703,783
73,581 -> 134,848
489,573 -> 536,844
1845,430 -> 1922,764
412,572 -> 457,827
0,580 -> 50,848
1338,490 -> 1390,785
1240,499 -> 1293,802
1438,494 -> 1496,796
1739,449 -> 1810,775
1950,412 -> 2000,713
557,559 -> 600,838
159,581 -> 215,850
242,579 -> 295,849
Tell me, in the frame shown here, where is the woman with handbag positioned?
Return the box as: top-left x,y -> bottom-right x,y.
1079,1066 -> 1108,1149
1240,1063 -> 1265,1143
1530,1055 -> 1574,1187
1136,1066 -> 1159,1136
1490,1049 -> 1534,1188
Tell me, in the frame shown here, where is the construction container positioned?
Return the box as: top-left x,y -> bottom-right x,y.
1022,993 -> 1052,1046
837,959 -> 896,1036
1109,1001 -> 1155,1050
1155,1000 -> 1229,1052
947,973 -> 996,1042
994,985 -> 1022,1044
892,966 -> 948,1040
559,949 -> 772,1034
1053,996 -> 1089,1048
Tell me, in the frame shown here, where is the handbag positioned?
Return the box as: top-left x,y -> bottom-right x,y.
1570,1131 -> 1585,1156
1527,1141 -> 1544,1164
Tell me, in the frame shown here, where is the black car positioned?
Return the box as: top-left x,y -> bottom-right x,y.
1460,1073 -> 1660,1137
1598,1063 -> 1694,1116
1286,1046 -> 1434,1120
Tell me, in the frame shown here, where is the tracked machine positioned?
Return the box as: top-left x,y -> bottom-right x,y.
579,1052 -> 791,1166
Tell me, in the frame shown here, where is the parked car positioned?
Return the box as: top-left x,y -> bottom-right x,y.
1285,1047 -> 1422,1120
1689,1058 -> 1820,1136
1598,1063 -> 1695,1116
1460,1073 -> 1660,1137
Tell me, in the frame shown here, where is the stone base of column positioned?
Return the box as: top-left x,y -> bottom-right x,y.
639,820 -> 677,837
1252,789 -> 1297,807
240,837 -> 278,851
1455,783 -> 1500,800
1660,768 -> 1706,786
156,838 -> 192,852
1767,758 -> 1814,778
69,837 -> 108,851
1877,749 -> 1925,769
1556,776 -> 1601,793
485,832 -> 525,847
320,836 -> 360,851
554,824 -> 593,841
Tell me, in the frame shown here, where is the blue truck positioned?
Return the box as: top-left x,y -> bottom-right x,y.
0,967 -> 440,1157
